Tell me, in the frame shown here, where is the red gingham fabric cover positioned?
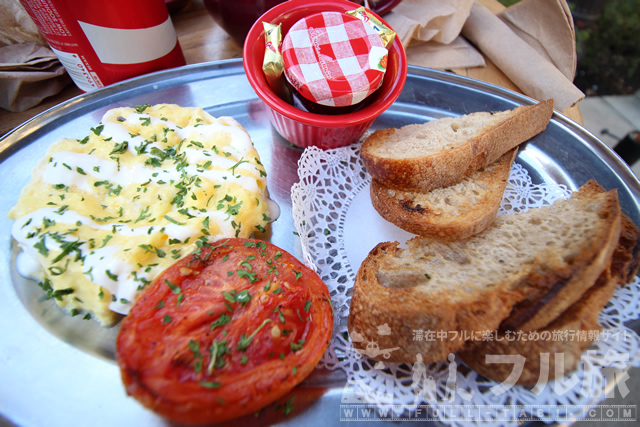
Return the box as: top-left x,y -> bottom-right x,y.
281,11 -> 388,107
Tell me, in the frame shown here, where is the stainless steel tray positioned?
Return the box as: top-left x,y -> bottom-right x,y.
1,59 -> 638,427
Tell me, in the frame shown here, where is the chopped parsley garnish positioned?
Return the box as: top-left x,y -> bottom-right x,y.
283,396 -> 295,415
45,287 -> 74,301
139,244 -> 166,258
164,215 -> 185,226
235,289 -> 252,306
110,141 -> 128,155
273,306 -> 285,324
290,340 -> 304,352
207,339 -> 230,373
134,206 -> 152,223
210,313 -> 232,330
236,269 -> 258,283
34,238 -> 49,256
229,158 -> 249,175
134,140 -> 152,155
90,124 -> 104,135
189,339 -> 202,358
222,290 -> 237,304
55,205 -> 69,214
105,270 -> 118,281
236,318 -> 272,352
165,279 -> 181,294
199,381 -> 221,389
135,104 -> 151,113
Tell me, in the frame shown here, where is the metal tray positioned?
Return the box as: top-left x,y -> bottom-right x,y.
1,59 -> 638,427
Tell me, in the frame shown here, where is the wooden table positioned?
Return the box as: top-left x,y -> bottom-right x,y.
0,0 -> 582,137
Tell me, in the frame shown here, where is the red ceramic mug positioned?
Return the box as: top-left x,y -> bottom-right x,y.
204,0 -> 403,45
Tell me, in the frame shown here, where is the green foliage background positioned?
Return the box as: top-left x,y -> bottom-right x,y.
573,0 -> 640,95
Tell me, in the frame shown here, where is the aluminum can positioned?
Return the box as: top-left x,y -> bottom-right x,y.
19,0 -> 187,92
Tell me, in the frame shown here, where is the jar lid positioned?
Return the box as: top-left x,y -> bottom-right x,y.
281,11 -> 388,108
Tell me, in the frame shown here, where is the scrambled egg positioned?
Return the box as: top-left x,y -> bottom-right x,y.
9,104 -> 278,326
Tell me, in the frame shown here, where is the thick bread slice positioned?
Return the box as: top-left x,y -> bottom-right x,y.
612,214 -> 640,285
347,180 -> 620,364
370,148 -> 517,240
458,267 -> 619,386
458,223 -> 638,386
361,99 -> 553,193
500,183 -> 622,332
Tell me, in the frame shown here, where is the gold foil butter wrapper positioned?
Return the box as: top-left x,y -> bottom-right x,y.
346,6 -> 396,48
262,22 -> 290,101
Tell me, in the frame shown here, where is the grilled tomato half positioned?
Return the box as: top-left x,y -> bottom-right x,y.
116,238 -> 333,424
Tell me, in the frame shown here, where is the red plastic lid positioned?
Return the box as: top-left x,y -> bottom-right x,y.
281,11 -> 388,108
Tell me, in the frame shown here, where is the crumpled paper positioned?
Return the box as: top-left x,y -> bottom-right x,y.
382,0 -> 584,112
384,0 -> 485,69
0,42 -> 70,112
386,0 -> 475,45
0,0 -> 46,46
462,0 -> 584,111
497,0 -> 576,81
0,0 -> 70,112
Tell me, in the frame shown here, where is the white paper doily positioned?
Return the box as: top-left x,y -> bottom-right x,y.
291,142 -> 640,426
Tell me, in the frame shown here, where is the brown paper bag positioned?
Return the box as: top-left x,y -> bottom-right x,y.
0,0 -> 47,47
0,42 -> 70,112
0,0 -> 71,112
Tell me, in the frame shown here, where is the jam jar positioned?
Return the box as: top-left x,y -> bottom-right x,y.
281,11 -> 388,115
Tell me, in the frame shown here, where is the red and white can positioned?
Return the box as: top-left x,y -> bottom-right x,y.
19,0 -> 186,92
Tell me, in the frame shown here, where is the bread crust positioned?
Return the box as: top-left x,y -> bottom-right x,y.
361,99 -> 553,193
459,213 -> 638,386
369,149 -> 517,240
501,181 -> 621,331
613,214 -> 640,285
459,268 -> 619,386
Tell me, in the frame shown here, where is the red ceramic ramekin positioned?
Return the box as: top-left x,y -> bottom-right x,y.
243,0 -> 408,150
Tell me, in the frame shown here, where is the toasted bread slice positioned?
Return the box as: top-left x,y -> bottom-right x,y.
458,220 -> 638,386
361,99 -> 553,193
500,183 -> 622,332
347,180 -> 620,364
459,267 -> 619,386
370,148 -> 517,240
612,214 -> 640,285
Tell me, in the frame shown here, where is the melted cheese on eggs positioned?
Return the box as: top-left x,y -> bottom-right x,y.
8,104 -> 279,326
